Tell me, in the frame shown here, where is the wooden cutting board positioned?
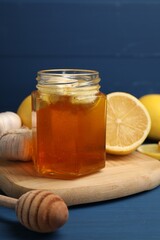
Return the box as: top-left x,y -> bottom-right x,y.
0,151 -> 160,206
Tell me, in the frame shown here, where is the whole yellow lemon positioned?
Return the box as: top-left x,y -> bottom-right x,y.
17,95 -> 32,129
139,94 -> 160,140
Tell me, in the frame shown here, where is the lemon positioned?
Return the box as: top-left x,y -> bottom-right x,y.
137,144 -> 160,160
106,92 -> 151,155
139,94 -> 160,140
17,95 -> 32,128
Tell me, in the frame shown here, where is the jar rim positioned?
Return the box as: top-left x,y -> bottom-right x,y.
36,69 -> 100,92
37,69 -> 99,77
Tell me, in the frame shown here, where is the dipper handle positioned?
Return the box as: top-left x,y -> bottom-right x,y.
0,194 -> 17,208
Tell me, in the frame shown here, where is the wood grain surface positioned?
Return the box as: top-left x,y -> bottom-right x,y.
0,151 -> 160,206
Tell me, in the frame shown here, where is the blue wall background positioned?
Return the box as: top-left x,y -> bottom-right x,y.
1,0 -> 160,112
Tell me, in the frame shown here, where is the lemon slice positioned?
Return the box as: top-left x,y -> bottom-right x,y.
106,92 -> 151,155
137,144 -> 160,160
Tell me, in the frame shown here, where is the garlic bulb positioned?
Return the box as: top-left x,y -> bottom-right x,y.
0,128 -> 32,161
0,112 -> 21,137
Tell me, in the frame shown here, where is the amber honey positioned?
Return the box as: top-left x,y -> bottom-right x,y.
32,69 -> 106,179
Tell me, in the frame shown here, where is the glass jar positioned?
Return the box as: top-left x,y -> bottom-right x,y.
32,69 -> 106,179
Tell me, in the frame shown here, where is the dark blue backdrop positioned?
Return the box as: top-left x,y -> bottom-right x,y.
1,0 -> 160,112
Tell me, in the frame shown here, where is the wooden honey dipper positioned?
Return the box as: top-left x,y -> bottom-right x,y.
0,189 -> 69,233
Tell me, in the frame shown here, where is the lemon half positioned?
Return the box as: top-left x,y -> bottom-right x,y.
106,92 -> 151,155
17,95 -> 32,128
139,94 -> 160,140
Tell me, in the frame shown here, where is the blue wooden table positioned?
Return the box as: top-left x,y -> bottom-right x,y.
0,187 -> 160,240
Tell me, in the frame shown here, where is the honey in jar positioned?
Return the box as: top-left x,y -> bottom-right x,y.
32,69 -> 106,179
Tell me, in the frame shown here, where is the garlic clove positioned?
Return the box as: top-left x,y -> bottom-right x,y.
0,112 -> 22,137
0,128 -> 32,161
